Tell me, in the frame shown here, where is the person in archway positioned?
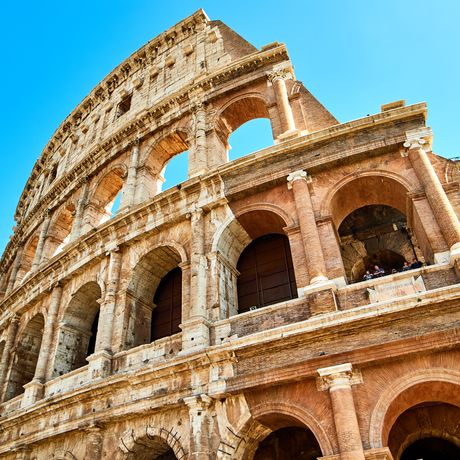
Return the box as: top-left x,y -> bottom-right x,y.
373,265 -> 385,277
402,261 -> 411,271
411,258 -> 423,269
363,270 -> 373,281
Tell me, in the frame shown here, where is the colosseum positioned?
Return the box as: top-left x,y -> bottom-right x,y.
0,9 -> 459,460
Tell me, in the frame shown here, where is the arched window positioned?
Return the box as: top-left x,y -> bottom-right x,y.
237,233 -> 297,313
228,118 -> 273,161
151,267 -> 182,341
338,204 -> 422,282
5,314 -> 44,401
53,282 -> 101,377
126,245 -> 183,349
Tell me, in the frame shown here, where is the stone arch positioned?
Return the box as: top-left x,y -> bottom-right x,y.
52,281 -> 102,377
15,233 -> 39,285
213,93 -> 274,155
85,163 -> 128,228
124,244 -> 186,349
43,203 -> 76,260
119,425 -> 186,459
369,368 -> 460,449
250,401 -> 334,456
137,128 -> 191,201
4,313 -> 44,401
217,402 -> 329,460
211,206 -> 297,318
323,170 -> 413,228
323,171 -> 429,280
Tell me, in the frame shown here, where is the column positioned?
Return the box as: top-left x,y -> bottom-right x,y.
184,394 -> 214,460
405,138 -> 460,257
31,210 -> 52,271
120,138 -> 140,209
189,102 -> 213,175
22,284 -> 63,406
84,425 -> 103,460
317,363 -> 365,460
181,206 -> 210,352
5,246 -> 24,295
70,178 -> 90,241
0,315 -> 20,401
287,170 -> 328,284
88,248 -> 122,379
269,72 -> 296,136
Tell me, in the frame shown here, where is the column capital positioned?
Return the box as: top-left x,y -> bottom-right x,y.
187,205 -> 204,222
317,363 -> 362,391
267,69 -> 289,82
403,138 -> 426,151
184,393 -> 213,411
287,170 -> 309,189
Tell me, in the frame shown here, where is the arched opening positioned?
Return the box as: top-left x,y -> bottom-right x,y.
213,209 -> 297,318
228,118 -> 273,161
15,234 -> 39,285
88,166 -> 125,228
44,205 -> 75,259
5,313 -> 44,401
122,435 -> 177,460
139,131 -> 189,202
329,176 -> 425,283
152,267 -> 182,341
53,282 -> 101,377
388,402 -> 460,460
125,246 -> 183,349
338,205 -> 421,282
254,426 -> 322,460
237,234 -> 297,313
215,96 -> 273,162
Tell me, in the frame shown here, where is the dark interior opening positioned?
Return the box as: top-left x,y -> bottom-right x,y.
151,267 -> 182,341
237,233 -> 297,313
254,426 -> 322,460
87,311 -> 100,357
401,437 -> 460,460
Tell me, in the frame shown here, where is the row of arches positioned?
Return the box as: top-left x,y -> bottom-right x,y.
6,114 -> 275,294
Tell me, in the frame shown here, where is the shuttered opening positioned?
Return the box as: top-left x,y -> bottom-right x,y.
151,267 -> 182,341
237,233 -> 297,313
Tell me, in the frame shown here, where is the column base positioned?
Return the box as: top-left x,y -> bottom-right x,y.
180,318 -> 210,354
275,129 -> 300,143
87,350 -> 112,380
299,280 -> 338,316
21,379 -> 44,408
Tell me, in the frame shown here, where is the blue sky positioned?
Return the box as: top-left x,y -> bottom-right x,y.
1,0 -> 459,255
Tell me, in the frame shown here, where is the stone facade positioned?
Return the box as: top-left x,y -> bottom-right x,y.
0,9 -> 459,460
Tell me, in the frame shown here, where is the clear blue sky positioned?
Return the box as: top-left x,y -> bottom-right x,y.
1,0 -> 459,255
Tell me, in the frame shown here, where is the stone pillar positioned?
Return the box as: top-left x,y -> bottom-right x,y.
5,246 -> 24,294
189,103 -> 209,176
31,210 -> 52,271
405,138 -> 460,259
84,425 -> 103,460
318,363 -> 365,460
184,394 -> 214,460
22,284 -> 63,406
269,72 -> 297,137
70,178 -> 90,241
0,315 -> 20,401
120,139 -> 140,209
89,248 -> 122,379
181,206 -> 210,352
15,447 -> 32,460
287,170 -> 328,284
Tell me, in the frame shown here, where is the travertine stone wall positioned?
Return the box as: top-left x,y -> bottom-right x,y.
0,9 -> 459,460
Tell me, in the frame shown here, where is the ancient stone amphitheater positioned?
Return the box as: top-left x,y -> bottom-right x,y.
0,9 -> 459,460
